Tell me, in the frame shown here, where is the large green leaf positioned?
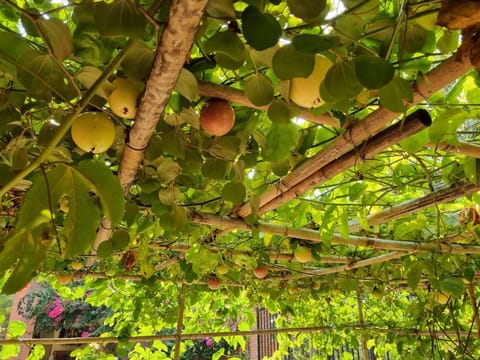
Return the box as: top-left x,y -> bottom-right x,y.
272,45 -> 314,80
16,51 -> 78,102
38,18 -> 73,61
121,40 -> 154,80
244,73 -> 274,106
292,34 -> 340,54
204,31 -> 245,62
287,0 -> 326,22
354,55 -> 394,89
378,76 -> 413,112
16,160 -> 124,258
241,6 -> 282,50
428,109 -> 466,144
94,0 -> 146,38
324,60 -> 363,99
263,124 -> 300,163
2,229 -> 48,294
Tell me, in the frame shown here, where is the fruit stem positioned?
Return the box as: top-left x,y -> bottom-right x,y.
0,40 -> 135,199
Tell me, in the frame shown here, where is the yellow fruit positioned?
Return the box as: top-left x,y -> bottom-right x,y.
57,273 -> 72,285
71,261 -> 84,271
216,263 -> 229,275
371,287 -> 383,300
71,112 -> 116,153
289,54 -> 333,108
294,246 -> 312,263
108,78 -> 141,119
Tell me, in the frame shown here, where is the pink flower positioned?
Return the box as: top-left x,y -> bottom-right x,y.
47,301 -> 63,319
81,332 -> 89,338
204,338 -> 214,347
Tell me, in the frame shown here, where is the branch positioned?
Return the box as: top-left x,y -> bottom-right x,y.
197,81 -> 341,127
235,51 -> 473,218
174,282 -> 187,360
150,242 -> 353,264
192,212 -> 480,254
428,141 -> 480,158
89,0 -> 209,264
348,179 -> 480,232
251,108 -> 431,216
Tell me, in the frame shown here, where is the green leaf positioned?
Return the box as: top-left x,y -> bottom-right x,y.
175,68 -> 198,101
324,60 -> 362,100
440,277 -> 465,299
221,181 -> 246,204
428,109 -> 465,144
337,277 -> 359,292
6,320 -> 27,339
111,229 -> 131,250
244,73 -> 274,106
354,55 -> 394,89
402,24 -> 428,54
156,157 -> 181,183
272,45 -> 315,80
263,124 -> 300,162
204,31 -> 245,62
2,230 -> 47,294
76,160 -> 125,227
407,262 -> 422,290
97,240 -> 114,258
241,6 -> 282,50
17,51 -> 78,102
267,100 -> 291,124
38,18 -> 73,61
464,157 -> 480,185
202,159 -> 229,179
206,0 -> 236,18
208,136 -> 241,161
95,0 -> 146,38
287,0 -> 326,22
0,231 -> 27,274
0,30 -> 33,65
121,40 -> 154,81
76,66 -> 114,99
16,161 -> 124,258
399,129 -> 429,154
292,34 -> 340,54
378,77 -> 413,112
437,30 -> 460,54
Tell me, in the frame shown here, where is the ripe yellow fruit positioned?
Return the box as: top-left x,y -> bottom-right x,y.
289,54 -> 333,108
108,78 -> 141,119
294,246 -> 312,263
371,287 -> 383,300
71,112 -> 116,153
216,263 -> 229,275
71,261 -> 84,271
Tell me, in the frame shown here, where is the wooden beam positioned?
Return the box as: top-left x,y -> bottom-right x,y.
192,212 -> 480,254
235,51 -> 473,218
348,179 -> 480,232
255,108 -> 431,215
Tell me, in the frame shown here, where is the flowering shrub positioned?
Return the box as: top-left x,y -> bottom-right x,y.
17,282 -> 112,338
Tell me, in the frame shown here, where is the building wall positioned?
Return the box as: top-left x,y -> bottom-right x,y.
7,282 -> 38,360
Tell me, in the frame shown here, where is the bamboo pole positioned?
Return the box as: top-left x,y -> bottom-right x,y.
89,0 -> 209,265
192,212 -> 480,254
1,326 -> 476,346
275,251 -> 413,280
197,81 -> 340,127
256,108 -> 431,215
150,242 -> 353,264
236,51 -> 473,218
348,180 -> 480,232
429,141 -> 480,158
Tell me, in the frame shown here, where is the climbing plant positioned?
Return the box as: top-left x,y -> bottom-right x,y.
1,0 -> 480,358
